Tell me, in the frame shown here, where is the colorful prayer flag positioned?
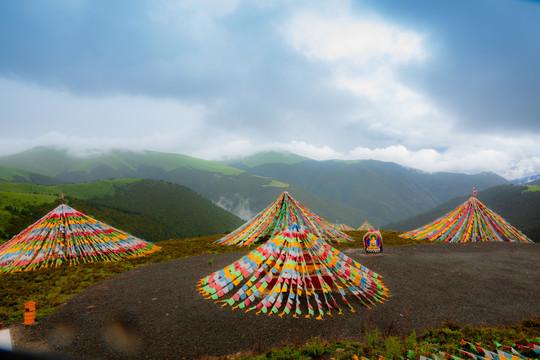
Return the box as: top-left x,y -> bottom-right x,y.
216,192 -> 353,246
0,204 -> 159,273
200,224 -> 387,318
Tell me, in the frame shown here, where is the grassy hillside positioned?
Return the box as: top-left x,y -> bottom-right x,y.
0,147 -> 243,177
223,151 -> 311,168
385,184 -> 540,242
88,179 -> 243,239
0,179 -> 243,243
0,166 -> 35,182
0,192 -> 58,240
525,184 -> 540,192
0,178 -> 141,199
0,165 -> 64,185
0,147 -> 79,176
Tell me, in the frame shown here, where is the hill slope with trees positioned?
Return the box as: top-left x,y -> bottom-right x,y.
0,179 -> 243,243
0,147 -> 509,226
0,165 -> 64,185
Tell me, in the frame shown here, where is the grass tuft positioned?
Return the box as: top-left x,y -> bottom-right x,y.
201,318 -> 540,359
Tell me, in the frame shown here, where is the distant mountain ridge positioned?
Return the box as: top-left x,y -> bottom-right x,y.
511,173 -> 540,185
224,153 -> 508,225
0,148 -> 372,225
222,151 -> 310,169
0,147 -> 509,227
0,147 -> 243,178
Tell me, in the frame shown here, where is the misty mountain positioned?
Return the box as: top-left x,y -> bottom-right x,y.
222,151 -> 310,169
0,147 -> 509,227
511,173 -> 540,185
225,152 -> 508,225
384,184 -> 540,242
0,148 -> 367,225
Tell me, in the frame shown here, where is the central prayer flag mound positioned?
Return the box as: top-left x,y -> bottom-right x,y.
199,224 -> 387,319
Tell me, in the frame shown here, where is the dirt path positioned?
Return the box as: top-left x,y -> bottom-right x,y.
10,242 -> 540,359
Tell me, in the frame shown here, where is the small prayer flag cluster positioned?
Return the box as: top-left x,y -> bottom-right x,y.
332,223 -> 354,231
400,196 -> 532,243
199,224 -> 387,319
0,204 -> 159,273
216,191 -> 353,246
358,221 -> 375,231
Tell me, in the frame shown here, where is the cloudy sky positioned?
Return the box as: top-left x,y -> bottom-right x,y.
1,0 -> 539,180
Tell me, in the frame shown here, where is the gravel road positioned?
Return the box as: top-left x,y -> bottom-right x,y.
10,242 -> 540,359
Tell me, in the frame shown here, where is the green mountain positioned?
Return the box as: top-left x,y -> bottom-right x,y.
0,148 -> 509,227
0,148 -> 364,225
0,165 -> 64,185
0,179 -> 243,243
223,151 -> 310,169
0,147 -> 243,179
226,157 -> 508,225
384,184 -> 540,242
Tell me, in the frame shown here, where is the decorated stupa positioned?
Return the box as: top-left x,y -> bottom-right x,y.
216,191 -> 353,246
200,224 -> 387,319
0,203 -> 159,273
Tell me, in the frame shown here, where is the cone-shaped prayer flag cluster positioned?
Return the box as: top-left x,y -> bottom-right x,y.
332,223 -> 354,231
0,203 -> 159,273
216,192 -> 353,246
199,224 -> 388,319
400,196 -> 532,243
357,221 -> 375,231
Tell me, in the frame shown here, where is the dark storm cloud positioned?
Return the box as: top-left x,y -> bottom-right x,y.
357,0 -> 540,133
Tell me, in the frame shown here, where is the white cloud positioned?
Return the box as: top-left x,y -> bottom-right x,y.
0,77 -> 209,141
283,12 -> 425,65
281,7 -> 441,148
284,135 -> 540,180
210,134 -> 540,180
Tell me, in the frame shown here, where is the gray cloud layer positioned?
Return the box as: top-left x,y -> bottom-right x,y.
1,0 -> 539,179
